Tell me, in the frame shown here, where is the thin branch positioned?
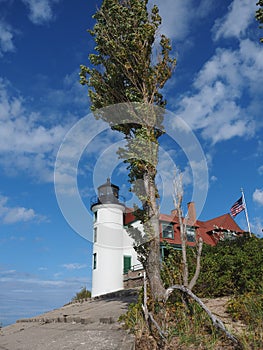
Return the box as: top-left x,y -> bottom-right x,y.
148,312 -> 167,342
173,171 -> 189,286
188,237 -> 203,290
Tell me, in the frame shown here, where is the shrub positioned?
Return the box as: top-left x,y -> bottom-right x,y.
227,290 -> 263,328
195,236 -> 263,297
71,287 -> 91,302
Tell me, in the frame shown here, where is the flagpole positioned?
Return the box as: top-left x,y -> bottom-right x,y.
241,188 -> 251,237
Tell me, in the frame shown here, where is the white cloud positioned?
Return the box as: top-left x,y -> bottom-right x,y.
250,216 -> 263,237
54,117 -> 123,197
213,0 -> 255,41
22,0 -> 60,25
62,263 -> 88,270
0,195 -> 44,224
258,165 -> 263,175
211,175 -> 218,182
57,70 -> 89,108
0,77 -> 69,182
253,188 -> 263,206
0,20 -> 15,56
149,0 -> 216,41
172,38 -> 262,144
155,149 -> 193,215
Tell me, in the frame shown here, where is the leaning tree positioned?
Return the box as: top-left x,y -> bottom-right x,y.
80,0 -> 176,300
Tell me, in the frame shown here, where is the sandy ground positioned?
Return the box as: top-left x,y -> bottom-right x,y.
1,291 -> 247,350
0,289 -> 137,350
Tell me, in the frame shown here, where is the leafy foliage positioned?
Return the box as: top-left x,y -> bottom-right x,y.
71,287 -> 91,302
227,291 -> 263,327
256,0 -> 263,42
195,236 -> 263,297
80,0 -> 176,113
227,291 -> 263,348
161,241 -> 205,291
119,288 -> 145,333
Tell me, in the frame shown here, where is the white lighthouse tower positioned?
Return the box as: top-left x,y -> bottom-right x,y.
90,178 -> 126,297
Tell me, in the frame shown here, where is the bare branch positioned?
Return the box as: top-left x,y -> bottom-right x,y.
188,237 -> 203,290
148,312 -> 167,341
173,170 -> 188,286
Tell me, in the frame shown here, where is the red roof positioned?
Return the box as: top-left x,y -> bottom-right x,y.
202,213 -> 244,233
124,205 -> 244,247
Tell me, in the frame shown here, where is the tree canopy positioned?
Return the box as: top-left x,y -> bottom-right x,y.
80,0 -> 175,113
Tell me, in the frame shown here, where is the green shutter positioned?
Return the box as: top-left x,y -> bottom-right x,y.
123,256 -> 131,274
93,253 -> 97,269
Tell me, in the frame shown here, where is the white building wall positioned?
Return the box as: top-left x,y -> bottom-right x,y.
123,221 -> 143,270
91,203 -> 125,297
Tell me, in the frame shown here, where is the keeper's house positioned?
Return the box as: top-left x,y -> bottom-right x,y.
90,178 -> 244,297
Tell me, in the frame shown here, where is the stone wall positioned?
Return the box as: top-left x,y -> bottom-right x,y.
123,269 -> 144,289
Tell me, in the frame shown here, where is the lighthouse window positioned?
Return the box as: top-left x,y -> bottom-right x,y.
94,228 -> 97,243
93,253 -> 97,269
94,211 -> 97,222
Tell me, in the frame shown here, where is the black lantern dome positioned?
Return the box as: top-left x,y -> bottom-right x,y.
98,178 -> 119,203
90,178 -> 124,209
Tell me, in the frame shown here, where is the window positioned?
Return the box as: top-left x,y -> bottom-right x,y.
94,211 -> 97,222
123,256 -> 131,274
162,223 -> 174,239
93,253 -> 97,269
94,227 -> 97,243
160,244 -> 181,261
223,230 -> 236,240
186,226 -> 195,242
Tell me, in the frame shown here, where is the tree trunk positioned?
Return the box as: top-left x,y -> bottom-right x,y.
145,226 -> 165,300
143,171 -> 165,300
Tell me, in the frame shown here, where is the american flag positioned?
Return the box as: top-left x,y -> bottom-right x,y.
230,197 -> 245,217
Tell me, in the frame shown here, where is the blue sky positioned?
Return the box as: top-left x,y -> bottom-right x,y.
0,0 -> 262,326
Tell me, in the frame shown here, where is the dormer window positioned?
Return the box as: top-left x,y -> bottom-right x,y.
186,226 -> 195,242
224,230 -> 236,240
162,223 -> 174,239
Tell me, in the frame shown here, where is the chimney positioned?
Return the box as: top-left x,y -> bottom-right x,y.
187,202 -> 196,226
171,208 -> 179,219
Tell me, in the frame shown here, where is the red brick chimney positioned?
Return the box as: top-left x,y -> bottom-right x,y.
187,202 -> 196,226
171,208 -> 179,219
